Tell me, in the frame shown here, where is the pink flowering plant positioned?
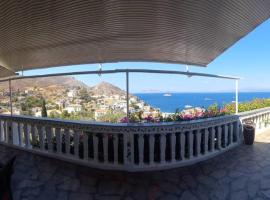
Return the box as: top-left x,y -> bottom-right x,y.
120,103 -> 229,123
144,114 -> 161,123
120,116 -> 129,123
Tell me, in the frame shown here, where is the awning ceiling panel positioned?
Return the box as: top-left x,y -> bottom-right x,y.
0,0 -> 269,75
0,67 -> 16,78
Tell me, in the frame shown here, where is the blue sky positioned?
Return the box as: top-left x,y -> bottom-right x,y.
23,19 -> 270,93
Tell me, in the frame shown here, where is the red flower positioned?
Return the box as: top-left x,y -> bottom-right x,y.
120,117 -> 129,123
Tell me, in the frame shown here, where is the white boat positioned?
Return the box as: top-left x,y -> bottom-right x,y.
185,105 -> 193,108
163,93 -> 172,97
204,98 -> 212,101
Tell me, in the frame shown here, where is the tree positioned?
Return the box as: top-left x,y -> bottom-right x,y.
49,111 -> 61,118
61,110 -> 70,119
41,99 -> 47,117
78,88 -> 92,102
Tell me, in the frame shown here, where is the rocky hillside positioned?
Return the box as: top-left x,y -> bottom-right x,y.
0,76 -> 87,91
90,81 -> 126,96
0,76 -> 127,97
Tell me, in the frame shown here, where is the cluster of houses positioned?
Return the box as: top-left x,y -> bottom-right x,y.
0,86 -> 160,121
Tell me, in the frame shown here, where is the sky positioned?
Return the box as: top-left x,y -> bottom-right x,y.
22,19 -> 270,93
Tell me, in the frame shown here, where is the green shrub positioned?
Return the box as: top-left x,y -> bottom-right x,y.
224,98 -> 270,114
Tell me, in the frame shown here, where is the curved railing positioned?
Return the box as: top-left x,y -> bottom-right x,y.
239,107 -> 270,133
0,114 -> 240,171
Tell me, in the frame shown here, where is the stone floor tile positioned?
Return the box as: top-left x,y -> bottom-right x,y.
3,131 -> 270,199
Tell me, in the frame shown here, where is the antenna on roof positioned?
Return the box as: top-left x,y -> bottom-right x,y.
186,65 -> 192,78
186,65 -> 189,72
98,63 -> 102,77
21,65 -> 24,76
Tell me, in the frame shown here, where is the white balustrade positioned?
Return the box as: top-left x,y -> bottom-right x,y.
239,107 -> 270,134
0,114 -> 241,172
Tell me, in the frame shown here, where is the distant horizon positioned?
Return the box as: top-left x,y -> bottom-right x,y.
134,91 -> 270,94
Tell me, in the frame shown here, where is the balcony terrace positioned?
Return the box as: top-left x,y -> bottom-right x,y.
1,1 -> 270,199
0,107 -> 269,199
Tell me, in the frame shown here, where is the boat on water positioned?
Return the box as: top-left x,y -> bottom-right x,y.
163,93 -> 172,97
204,98 -> 212,101
185,105 -> 193,109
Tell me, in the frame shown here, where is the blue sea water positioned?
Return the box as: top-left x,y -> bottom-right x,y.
135,92 -> 270,113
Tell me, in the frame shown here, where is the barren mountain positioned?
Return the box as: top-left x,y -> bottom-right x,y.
89,81 -> 126,96
0,77 -> 127,97
0,76 -> 87,91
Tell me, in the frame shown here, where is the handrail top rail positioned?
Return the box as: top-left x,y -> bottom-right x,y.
238,107 -> 270,118
0,114 -> 238,128
2,106 -> 270,129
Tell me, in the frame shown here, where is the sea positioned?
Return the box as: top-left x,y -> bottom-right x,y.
135,92 -> 270,113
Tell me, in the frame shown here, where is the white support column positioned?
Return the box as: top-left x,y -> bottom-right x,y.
126,71 -> 129,120
9,79 -> 13,116
235,80 -> 239,114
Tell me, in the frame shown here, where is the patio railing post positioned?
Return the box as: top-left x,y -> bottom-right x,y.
9,79 -> 13,116
235,80 -> 239,114
126,71 -> 129,120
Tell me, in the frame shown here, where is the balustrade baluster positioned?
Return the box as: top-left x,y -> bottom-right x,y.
46,126 -> 53,152
224,124 -> 228,147
93,133 -> 99,162
160,134 -> 166,163
188,131 -> 194,159
196,130 -> 201,156
256,116 -> 260,130
3,121 -> 8,143
17,122 -> 22,146
1,120 -> 5,142
229,123 -> 233,145
264,114 -> 267,128
0,120 -> 3,142
37,125 -> 45,150
1,121 -> 4,142
103,133 -> 109,163
262,115 -> 265,128
64,129 -> 70,155
180,133 -> 185,160
130,133 -> 134,164
266,113 -> 270,128
7,121 -> 12,144
123,133 -> 128,165
171,133 -> 176,162
83,132 -> 88,160
211,127 -> 215,151
55,127 -> 62,154
204,128 -> 209,153
31,124 -> 36,146
113,134 -> 119,164
74,130 -> 80,158
149,134 -> 155,164
23,123 -> 30,148
138,134 -> 144,165
258,116 -> 261,129
265,114 -> 268,127
217,126 -> 222,149
236,121 -> 240,143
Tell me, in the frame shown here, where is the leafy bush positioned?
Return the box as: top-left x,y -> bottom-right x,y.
224,98 -> 270,114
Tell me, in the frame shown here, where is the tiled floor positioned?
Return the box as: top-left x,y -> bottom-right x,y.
1,131 -> 270,200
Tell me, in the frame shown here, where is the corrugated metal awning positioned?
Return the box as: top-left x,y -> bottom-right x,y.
0,0 -> 269,76
0,67 -> 16,78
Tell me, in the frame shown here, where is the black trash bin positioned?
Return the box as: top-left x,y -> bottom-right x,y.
243,121 -> 255,145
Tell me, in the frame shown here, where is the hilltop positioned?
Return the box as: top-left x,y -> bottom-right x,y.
0,76 -> 127,97
0,76 -> 87,91
90,81 -> 126,96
